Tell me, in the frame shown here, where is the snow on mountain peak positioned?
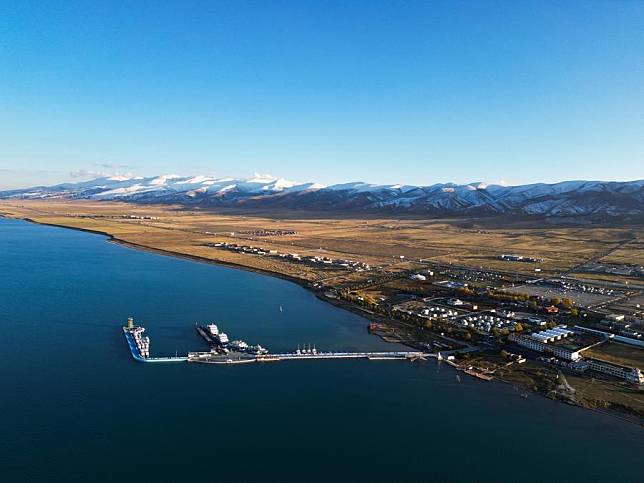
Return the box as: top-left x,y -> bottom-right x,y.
249,173 -> 276,183
150,174 -> 182,186
177,175 -> 215,185
266,178 -> 298,191
217,184 -> 237,193
1,175 -> 641,218
107,175 -> 135,181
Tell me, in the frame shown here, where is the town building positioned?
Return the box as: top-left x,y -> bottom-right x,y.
509,331 -> 583,361
571,359 -> 644,385
574,326 -> 644,348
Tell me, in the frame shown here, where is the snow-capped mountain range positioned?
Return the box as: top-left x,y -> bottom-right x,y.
1,174 -> 643,219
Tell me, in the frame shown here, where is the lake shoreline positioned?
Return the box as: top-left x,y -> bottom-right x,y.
4,214 -> 643,427
7,214 -> 391,331
13,215 -> 316,286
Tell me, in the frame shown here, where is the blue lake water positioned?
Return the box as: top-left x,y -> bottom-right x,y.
0,217 -> 642,482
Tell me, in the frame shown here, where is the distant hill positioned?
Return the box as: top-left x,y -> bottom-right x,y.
2,174 -> 643,220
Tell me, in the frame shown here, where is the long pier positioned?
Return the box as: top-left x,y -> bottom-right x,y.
256,351 -> 427,362
123,321 -> 430,365
186,349 -> 429,364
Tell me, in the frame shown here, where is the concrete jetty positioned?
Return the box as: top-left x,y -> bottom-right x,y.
123,319 -> 431,365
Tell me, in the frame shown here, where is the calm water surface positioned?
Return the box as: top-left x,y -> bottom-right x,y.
0,218 -> 642,482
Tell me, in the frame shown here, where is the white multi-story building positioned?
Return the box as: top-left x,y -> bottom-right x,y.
571,359 -> 644,385
509,333 -> 582,361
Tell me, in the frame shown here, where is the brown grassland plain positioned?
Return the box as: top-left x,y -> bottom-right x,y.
1,199 -> 642,287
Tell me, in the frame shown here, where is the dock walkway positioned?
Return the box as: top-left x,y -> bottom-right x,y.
124,324 -> 430,365
256,351 -> 427,362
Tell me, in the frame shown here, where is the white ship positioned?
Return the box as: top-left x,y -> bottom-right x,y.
296,344 -> 317,355
229,340 -> 249,351
198,322 -> 268,355
131,327 -> 151,358
216,332 -> 229,345
248,344 -> 268,355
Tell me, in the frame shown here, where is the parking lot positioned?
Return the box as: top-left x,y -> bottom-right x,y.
513,280 -> 625,308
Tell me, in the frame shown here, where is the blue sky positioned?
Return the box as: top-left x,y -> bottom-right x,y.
1,1 -> 643,189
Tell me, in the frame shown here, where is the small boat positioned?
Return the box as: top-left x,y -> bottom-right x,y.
521,393 -> 528,399
279,305 -> 283,313
455,374 -> 461,383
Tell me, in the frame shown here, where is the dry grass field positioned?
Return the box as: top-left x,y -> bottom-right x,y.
584,342 -> 644,369
566,374 -> 644,415
2,199 -> 642,287
602,238 -> 644,266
